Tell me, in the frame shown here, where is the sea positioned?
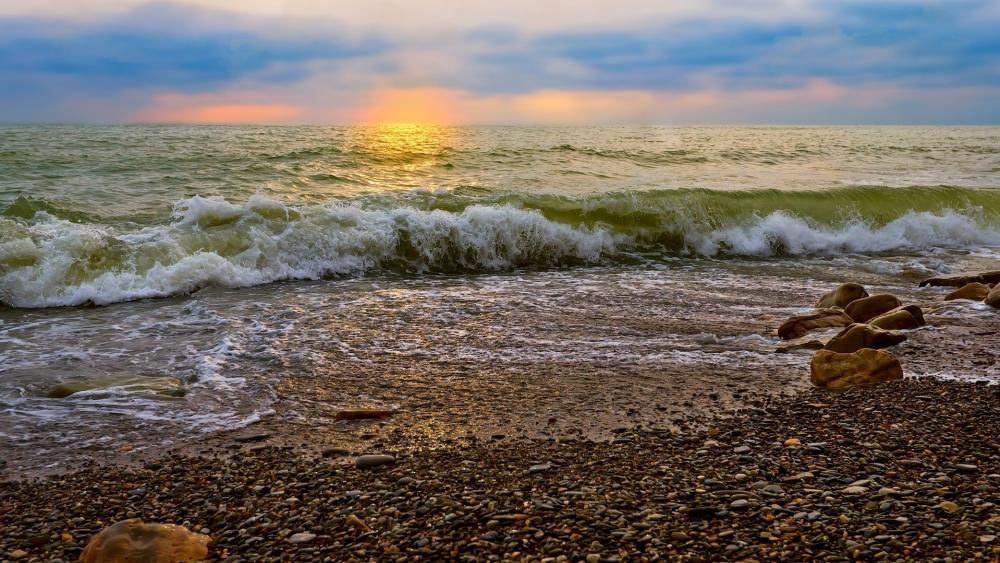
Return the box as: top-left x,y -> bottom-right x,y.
2,125 -> 999,471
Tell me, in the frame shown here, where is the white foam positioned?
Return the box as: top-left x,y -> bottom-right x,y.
687,209 -> 1000,257
2,196 -> 998,307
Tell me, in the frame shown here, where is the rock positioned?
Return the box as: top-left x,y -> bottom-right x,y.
730,499 -> 750,511
868,305 -> 925,330
816,283 -> 869,308
334,409 -> 395,421
844,294 -> 903,323
46,376 -> 185,399
809,349 -> 903,391
842,485 -> 868,495
944,282 -> 991,301
783,438 -> 801,447
356,454 -> 396,469
920,270 -> 1000,287
80,519 -> 210,563
345,514 -> 371,532
824,323 -> 906,353
9,550 -> 28,560
775,335 -> 829,353
687,506 -> 718,519
529,462 -> 552,473
954,464 -> 979,473
937,501 -> 960,513
778,308 -> 854,340
233,433 -> 271,443
987,284 -> 1000,309
287,532 -> 316,544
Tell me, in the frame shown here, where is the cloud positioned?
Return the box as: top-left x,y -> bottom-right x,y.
1,0 -> 999,123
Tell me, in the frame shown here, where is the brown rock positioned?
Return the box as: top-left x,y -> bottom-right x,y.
80,519 -> 210,563
777,308 -> 854,340
987,284 -> 1000,309
944,282 -> 991,301
919,270 -> 1000,288
816,283 -> 869,308
844,294 -> 903,323
868,305 -> 926,330
334,409 -> 395,421
824,323 -> 906,353
775,335 -> 829,353
809,348 -> 904,391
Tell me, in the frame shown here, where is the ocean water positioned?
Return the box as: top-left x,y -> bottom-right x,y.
1,125 -> 999,469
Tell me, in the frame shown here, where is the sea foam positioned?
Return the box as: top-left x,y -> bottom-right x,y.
1,194 -> 998,308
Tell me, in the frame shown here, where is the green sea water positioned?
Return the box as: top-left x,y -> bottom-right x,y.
1,125 -> 999,472
1,125 -> 999,307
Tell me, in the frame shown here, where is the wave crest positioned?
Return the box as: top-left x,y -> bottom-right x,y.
1,190 -> 998,308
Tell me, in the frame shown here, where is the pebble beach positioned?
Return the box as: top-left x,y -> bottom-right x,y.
3,378 -> 999,562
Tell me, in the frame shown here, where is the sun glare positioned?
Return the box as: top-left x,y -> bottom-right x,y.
361,88 -> 457,125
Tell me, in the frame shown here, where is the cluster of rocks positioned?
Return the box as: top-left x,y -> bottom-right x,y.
776,270 -> 999,392
2,379 -> 998,561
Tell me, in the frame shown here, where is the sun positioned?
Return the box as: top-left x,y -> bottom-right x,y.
361,88 -> 457,125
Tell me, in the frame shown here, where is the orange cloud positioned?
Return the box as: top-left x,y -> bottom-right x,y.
136,94 -> 303,123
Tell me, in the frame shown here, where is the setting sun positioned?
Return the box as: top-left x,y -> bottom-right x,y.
360,88 -> 457,125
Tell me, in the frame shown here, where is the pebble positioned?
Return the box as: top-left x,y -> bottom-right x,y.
3,379 -> 998,562
355,454 -> 395,468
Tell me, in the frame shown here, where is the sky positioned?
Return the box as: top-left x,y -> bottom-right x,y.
1,0 -> 999,124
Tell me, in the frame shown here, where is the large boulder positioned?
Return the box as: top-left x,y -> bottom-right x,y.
816,283 -> 869,309
868,305 -> 926,330
80,519 -> 210,563
920,270 -> 1000,288
777,308 -> 854,340
944,282 -> 991,301
824,323 -> 906,353
987,284 -> 1000,309
844,294 -> 903,323
810,348 -> 903,392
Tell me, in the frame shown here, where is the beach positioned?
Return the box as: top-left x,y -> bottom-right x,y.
1,125 -> 999,560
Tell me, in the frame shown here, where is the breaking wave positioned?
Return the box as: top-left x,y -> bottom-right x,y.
2,187 -> 999,308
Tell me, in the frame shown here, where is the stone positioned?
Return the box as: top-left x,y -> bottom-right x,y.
868,305 -> 925,330
730,499 -> 750,511
824,323 -> 906,353
9,550 -> 28,560
817,283 -> 869,308
80,519 -> 210,563
287,532 -> 316,544
783,438 -> 801,447
944,282 -> 991,301
334,409 -> 395,421
919,270 -> 1000,287
937,501 -> 959,513
346,514 -> 371,532
809,349 -> 904,392
778,308 -> 854,340
842,485 -> 868,495
46,376 -> 185,399
775,335 -> 829,353
356,454 -> 396,469
987,284 -> 1000,309
844,294 -> 903,323
529,462 -> 552,473
954,464 -> 979,473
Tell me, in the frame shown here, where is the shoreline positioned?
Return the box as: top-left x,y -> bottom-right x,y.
3,378 -> 998,561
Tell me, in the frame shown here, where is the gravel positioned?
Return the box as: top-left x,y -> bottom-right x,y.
2,379 -> 999,561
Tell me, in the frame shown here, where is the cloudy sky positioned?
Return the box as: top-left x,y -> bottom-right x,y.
1,0 -> 999,124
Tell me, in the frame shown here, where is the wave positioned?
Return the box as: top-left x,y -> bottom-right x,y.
2,187 -> 999,308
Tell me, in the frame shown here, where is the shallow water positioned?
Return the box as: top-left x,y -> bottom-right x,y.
1,125 -> 999,472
